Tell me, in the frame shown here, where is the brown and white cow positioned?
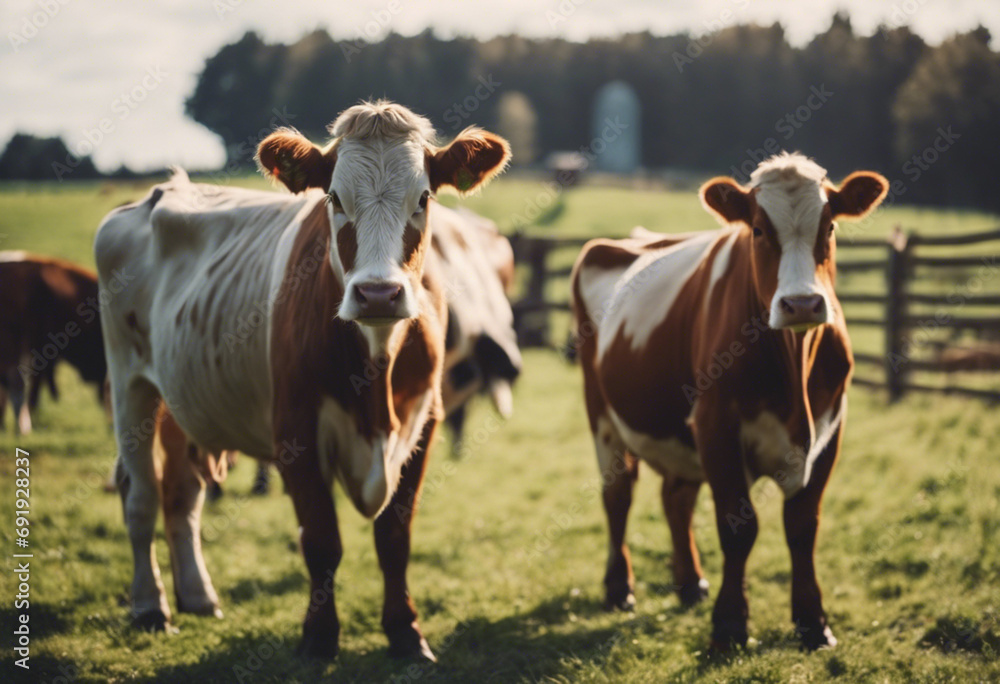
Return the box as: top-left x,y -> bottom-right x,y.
571,153 -> 887,650
95,100 -> 510,659
0,251 -> 108,434
434,206 -> 521,447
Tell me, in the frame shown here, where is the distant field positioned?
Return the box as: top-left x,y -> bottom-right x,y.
1,177 -> 999,683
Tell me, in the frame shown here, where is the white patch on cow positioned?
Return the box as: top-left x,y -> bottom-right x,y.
704,229 -> 740,312
332,136 -> 429,322
317,387 -> 435,519
750,153 -> 833,327
740,396 -> 845,497
0,250 -> 30,263
607,409 -> 704,481
577,263 -> 629,328
597,230 -> 723,357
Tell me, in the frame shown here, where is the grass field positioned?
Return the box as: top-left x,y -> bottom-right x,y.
1,176 -> 999,683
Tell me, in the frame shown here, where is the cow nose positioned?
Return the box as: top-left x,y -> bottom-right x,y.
778,294 -> 826,326
354,282 -> 403,320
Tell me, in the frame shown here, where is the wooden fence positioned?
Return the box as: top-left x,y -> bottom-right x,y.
508,227 -> 1000,402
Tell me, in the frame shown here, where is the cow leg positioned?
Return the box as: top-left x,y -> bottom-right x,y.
114,383 -> 172,630
661,473 -> 708,606
374,420 -> 436,661
159,412 -> 222,618
783,425 -> 842,651
696,419 -> 757,649
592,418 -> 639,611
251,463 -> 271,495
8,368 -> 32,435
445,404 -> 466,458
277,429 -> 342,659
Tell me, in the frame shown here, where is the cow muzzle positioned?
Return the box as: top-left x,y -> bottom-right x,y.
773,294 -> 828,331
351,280 -> 409,325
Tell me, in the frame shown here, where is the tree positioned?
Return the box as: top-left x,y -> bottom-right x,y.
893,28 -> 1000,211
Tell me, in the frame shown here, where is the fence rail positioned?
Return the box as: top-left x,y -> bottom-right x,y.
508,226 -> 1000,402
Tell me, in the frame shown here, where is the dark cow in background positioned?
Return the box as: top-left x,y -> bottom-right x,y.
96,101 -> 510,659
571,152 -> 887,650
0,251 -> 108,433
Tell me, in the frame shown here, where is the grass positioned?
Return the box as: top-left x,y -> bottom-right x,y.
1,176 -> 999,683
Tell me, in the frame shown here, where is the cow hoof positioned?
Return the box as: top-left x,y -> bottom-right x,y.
710,621 -> 748,652
677,578 -> 709,607
797,621 -> 838,651
386,624 -> 437,662
603,592 -> 636,612
388,635 -> 437,663
133,609 -> 173,632
296,633 -> 339,660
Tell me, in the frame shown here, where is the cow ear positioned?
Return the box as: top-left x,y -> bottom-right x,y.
256,129 -> 336,194
429,127 -> 511,195
700,177 -> 753,226
828,171 -> 888,220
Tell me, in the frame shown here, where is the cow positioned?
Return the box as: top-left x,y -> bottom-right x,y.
570,152 -> 887,650
434,206 -> 521,450
94,100 -> 511,660
0,251 -> 108,434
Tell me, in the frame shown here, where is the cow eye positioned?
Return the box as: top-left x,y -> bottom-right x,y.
414,191 -> 429,215
828,223 -> 836,237
327,191 -> 342,210
752,227 -> 762,237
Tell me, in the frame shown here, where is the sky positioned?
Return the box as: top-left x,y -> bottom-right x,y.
2,0 -> 997,172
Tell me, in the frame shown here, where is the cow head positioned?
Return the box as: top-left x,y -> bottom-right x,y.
256,100 -> 510,326
700,152 -> 887,331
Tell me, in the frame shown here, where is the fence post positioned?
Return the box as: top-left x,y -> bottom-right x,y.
885,225 -> 911,401
520,238 -> 551,346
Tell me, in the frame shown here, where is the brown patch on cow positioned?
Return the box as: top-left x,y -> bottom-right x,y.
336,223 -> 357,273
401,222 -> 428,273
256,131 -> 337,194
428,129 -> 511,195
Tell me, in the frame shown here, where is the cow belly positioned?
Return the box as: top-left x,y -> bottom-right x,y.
608,409 -> 704,480
317,391 -> 434,519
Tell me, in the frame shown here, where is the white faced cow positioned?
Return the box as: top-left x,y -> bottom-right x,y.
95,101 -> 510,659
571,153 -> 887,650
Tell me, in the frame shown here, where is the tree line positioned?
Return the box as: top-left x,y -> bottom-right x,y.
4,14 -> 998,212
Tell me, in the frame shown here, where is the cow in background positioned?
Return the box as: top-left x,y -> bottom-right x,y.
0,251 -> 108,433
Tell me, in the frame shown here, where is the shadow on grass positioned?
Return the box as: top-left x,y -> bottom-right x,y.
37,595 -> 634,683
0,603 -> 74,649
225,571 -> 306,605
